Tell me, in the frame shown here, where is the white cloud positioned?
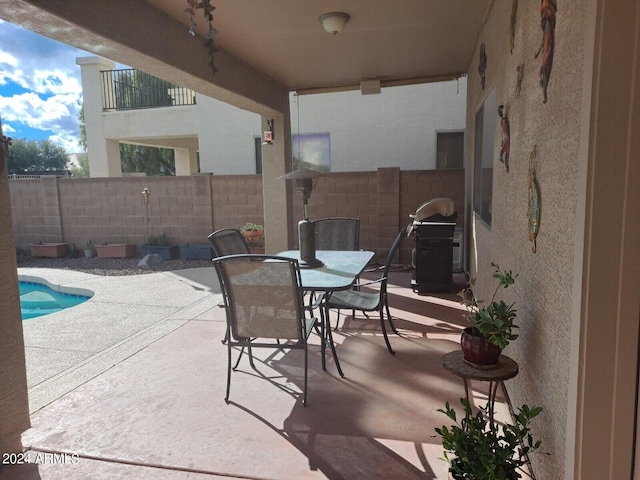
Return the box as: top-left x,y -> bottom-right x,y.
0,21 -> 87,152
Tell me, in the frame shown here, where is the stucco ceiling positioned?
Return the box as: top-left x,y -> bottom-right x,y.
149,0 -> 492,92
0,0 -> 492,95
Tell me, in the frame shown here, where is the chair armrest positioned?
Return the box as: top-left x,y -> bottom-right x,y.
353,277 -> 386,288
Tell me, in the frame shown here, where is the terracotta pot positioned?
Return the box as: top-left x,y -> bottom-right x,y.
460,326 -> 502,367
242,230 -> 264,246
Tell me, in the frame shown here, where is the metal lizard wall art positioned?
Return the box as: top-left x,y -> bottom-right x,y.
528,145 -> 541,253
498,105 -> 510,172
535,0 -> 557,103
510,0 -> 518,54
478,43 -> 487,90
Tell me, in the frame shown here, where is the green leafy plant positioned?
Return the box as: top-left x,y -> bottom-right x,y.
435,398 -> 545,480
85,239 -> 93,250
148,232 -> 172,246
240,223 -> 263,232
459,263 -> 519,349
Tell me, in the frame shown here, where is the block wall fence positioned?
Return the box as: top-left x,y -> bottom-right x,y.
9,168 -> 464,265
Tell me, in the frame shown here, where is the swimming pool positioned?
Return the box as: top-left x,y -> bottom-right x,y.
19,281 -> 92,320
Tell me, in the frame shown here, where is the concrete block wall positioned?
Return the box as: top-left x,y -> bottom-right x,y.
9,169 -> 464,263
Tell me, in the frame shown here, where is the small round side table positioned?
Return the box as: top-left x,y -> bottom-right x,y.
441,350 -> 519,426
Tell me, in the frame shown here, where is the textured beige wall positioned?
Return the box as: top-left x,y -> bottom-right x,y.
10,169 -> 463,264
0,126 -> 30,454
465,1 -> 589,477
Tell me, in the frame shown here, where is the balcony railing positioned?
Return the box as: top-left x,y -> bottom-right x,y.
101,69 -> 196,111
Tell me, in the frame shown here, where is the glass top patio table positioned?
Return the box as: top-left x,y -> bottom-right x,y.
276,249 -> 374,377
276,250 -> 374,292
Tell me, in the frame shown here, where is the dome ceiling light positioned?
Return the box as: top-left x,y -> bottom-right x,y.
319,12 -> 350,35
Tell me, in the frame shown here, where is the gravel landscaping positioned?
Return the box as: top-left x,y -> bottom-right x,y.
16,251 -> 214,276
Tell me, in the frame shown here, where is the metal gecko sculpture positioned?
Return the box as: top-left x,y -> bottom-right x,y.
510,0 -> 518,54
498,105 -> 510,172
528,145 -> 541,253
535,0 -> 557,103
478,43 -> 487,90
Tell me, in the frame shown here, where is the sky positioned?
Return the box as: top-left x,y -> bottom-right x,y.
0,21 -> 90,153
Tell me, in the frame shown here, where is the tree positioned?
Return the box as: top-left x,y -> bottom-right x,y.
69,153 -> 90,177
120,144 -> 175,176
7,138 -> 68,174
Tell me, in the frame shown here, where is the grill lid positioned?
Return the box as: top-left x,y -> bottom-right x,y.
409,198 -> 456,222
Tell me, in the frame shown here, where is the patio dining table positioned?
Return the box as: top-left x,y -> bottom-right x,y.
277,249 -> 375,377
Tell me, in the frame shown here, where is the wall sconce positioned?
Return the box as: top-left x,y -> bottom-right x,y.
263,118 -> 274,145
319,12 -> 350,35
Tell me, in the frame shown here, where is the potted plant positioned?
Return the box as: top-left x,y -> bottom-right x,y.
30,241 -> 68,258
84,240 -> 95,258
458,263 -> 518,367
95,242 -> 137,258
435,398 -> 545,480
140,232 -> 180,260
240,223 -> 264,253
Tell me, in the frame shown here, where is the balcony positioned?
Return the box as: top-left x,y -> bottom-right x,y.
101,68 -> 196,111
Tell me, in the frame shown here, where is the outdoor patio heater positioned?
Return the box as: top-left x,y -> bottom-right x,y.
280,168 -> 324,268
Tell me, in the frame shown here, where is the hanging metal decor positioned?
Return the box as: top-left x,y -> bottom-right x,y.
185,0 -> 218,74
528,145 -> 541,253
535,0 -> 557,103
498,105 -> 510,172
478,43 -> 487,90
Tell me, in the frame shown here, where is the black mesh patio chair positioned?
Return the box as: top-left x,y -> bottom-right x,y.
208,228 -> 250,258
212,254 -> 317,406
313,217 -> 362,323
313,217 -> 360,251
323,229 -> 406,355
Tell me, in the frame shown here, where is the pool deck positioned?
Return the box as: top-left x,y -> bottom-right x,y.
4,266 -> 530,480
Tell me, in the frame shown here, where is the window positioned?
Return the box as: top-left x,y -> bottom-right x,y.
436,131 -> 464,169
292,133 -> 330,172
473,88 -> 496,226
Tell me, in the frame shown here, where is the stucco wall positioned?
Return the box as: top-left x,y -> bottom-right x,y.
290,79 -> 467,172
465,1 -> 587,477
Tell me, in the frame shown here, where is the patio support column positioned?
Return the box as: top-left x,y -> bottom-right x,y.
260,112 -> 292,254
0,120 -> 30,454
77,56 -> 123,177
174,146 -> 198,176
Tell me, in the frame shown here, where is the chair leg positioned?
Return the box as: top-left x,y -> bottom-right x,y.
303,342 -> 308,407
384,297 -> 399,335
225,340 -> 232,404
379,309 -> 395,355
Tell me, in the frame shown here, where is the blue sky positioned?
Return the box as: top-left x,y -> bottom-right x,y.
0,21 -> 90,153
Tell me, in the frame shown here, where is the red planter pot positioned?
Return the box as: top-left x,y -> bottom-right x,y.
460,327 -> 502,368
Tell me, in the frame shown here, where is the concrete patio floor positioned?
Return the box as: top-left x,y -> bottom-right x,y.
3,266 -> 530,480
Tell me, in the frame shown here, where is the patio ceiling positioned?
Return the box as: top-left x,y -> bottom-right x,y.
0,0 -> 492,95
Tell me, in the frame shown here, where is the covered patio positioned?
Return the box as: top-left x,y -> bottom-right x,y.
4,266 -> 529,480
1,2 -> 639,480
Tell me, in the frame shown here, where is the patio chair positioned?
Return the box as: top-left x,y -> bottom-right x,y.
313,217 -> 362,322
313,217 -> 360,251
207,228 -> 250,257
212,254 -> 317,406
323,229 -> 406,355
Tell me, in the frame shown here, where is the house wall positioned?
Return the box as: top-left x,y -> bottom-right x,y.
9,168 -> 464,266
79,55 -> 466,177
465,1 -> 640,479
290,79 -> 467,172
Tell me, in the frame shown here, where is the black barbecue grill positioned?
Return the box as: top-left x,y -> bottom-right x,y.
407,198 -> 457,293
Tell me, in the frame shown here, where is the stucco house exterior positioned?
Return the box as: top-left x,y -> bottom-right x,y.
78,56 -> 467,177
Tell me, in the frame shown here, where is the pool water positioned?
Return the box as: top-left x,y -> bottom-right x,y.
20,281 -> 92,320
